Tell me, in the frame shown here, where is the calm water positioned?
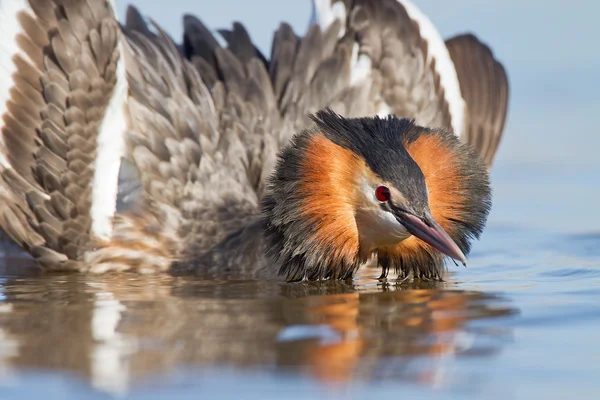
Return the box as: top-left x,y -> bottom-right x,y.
0,164 -> 599,400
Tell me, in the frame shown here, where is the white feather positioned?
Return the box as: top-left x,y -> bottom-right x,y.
90,40 -> 127,241
89,0 -> 127,240
377,103 -> 392,118
310,0 -> 346,37
400,0 -> 466,138
0,0 -> 34,169
349,42 -> 372,86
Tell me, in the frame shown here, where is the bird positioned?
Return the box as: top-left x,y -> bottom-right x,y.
0,0 -> 508,281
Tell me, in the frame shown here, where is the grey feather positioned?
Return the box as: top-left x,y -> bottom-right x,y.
445,34 -> 509,167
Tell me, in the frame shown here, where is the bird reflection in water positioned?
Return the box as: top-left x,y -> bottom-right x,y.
0,273 -> 515,394
276,281 -> 514,386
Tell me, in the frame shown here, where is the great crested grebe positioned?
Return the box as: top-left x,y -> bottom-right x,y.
0,0 -> 508,281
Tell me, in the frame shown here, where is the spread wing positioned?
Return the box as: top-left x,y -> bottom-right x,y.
0,0 -> 124,271
97,18 -> 263,270
445,34 -> 509,167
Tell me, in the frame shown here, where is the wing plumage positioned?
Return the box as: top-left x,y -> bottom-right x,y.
86,12 -> 268,272
311,0 -> 463,134
313,0 -> 509,165
445,34 -> 509,167
0,0 -> 123,271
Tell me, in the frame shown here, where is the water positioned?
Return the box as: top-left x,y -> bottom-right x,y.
2,1 -> 600,399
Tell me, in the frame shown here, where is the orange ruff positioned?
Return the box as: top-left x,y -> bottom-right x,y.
389,134 -> 465,258
298,134 -> 362,265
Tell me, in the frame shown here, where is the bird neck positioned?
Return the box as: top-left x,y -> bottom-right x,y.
262,132 -> 366,281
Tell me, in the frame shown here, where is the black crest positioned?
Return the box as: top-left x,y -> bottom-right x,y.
311,109 -> 431,214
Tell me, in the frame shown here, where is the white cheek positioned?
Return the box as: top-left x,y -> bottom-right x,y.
357,207 -> 411,247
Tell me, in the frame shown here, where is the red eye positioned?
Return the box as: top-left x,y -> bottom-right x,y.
375,186 -> 390,202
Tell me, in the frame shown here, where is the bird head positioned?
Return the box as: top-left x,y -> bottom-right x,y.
262,109 -> 491,281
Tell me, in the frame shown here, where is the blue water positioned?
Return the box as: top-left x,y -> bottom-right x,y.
2,1 -> 600,399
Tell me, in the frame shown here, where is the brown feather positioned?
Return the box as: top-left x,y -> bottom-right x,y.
0,0 -> 120,271
445,34 -> 509,167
